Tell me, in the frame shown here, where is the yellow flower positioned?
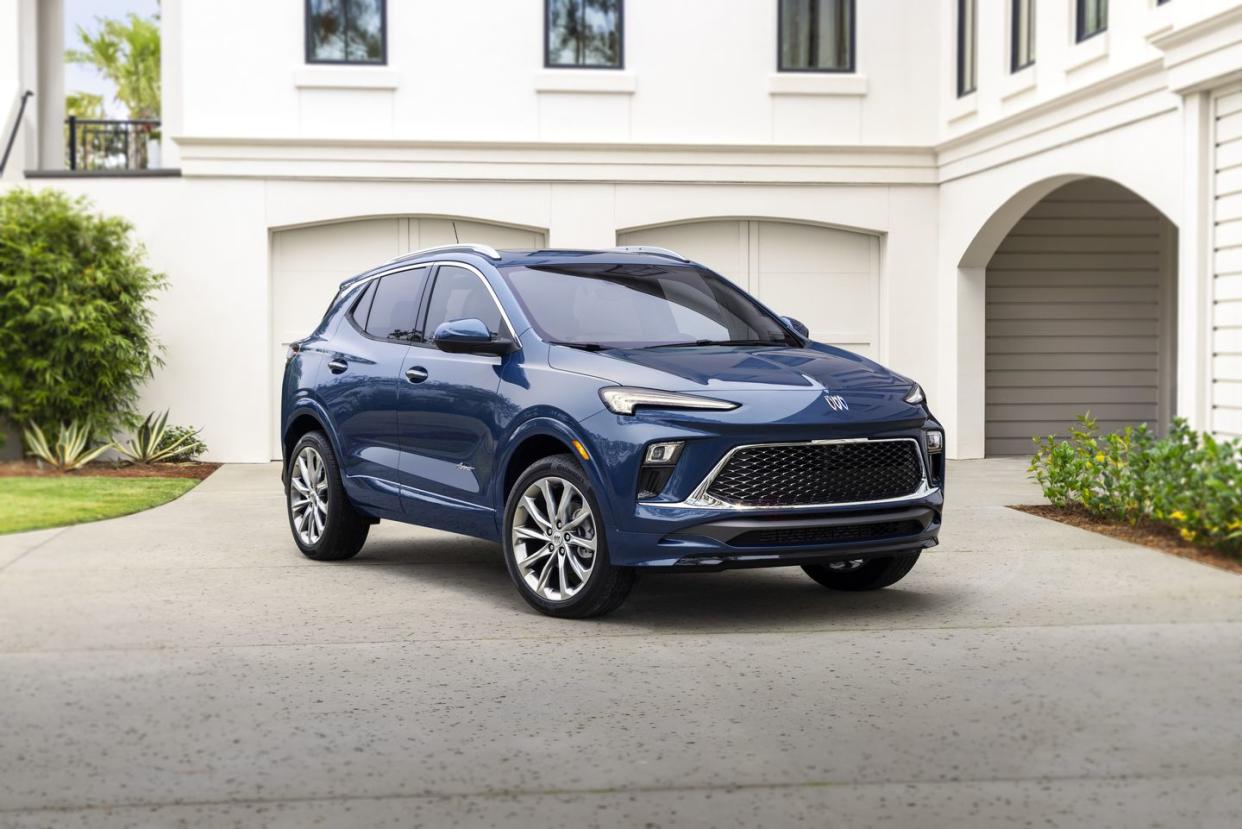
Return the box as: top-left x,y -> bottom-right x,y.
1095,452 -> 1106,463
1228,519 -> 1242,532
1169,510 -> 1187,522
1179,528 -> 1197,542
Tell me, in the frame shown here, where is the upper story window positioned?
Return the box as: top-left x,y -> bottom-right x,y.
306,0 -> 387,64
545,0 -> 624,69
1076,0 -> 1107,42
957,0 -> 977,96
1011,0 -> 1035,72
778,0 -> 855,73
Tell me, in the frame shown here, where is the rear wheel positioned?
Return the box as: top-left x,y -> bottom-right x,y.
287,431 -> 369,561
503,454 -> 634,618
802,552 -> 921,591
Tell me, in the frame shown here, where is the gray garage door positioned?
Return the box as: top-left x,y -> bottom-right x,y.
985,179 -> 1175,456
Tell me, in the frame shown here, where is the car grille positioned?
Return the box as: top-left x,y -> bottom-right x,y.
729,519 -> 924,548
705,440 -> 924,507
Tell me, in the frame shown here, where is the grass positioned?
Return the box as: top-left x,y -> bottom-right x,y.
0,476 -> 199,534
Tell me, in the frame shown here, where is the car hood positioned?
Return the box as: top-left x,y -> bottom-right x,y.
546,342 -> 911,395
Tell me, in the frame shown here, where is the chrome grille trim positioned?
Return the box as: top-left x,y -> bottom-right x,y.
640,438 -> 935,512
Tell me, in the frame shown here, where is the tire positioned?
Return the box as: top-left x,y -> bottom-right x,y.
802,551 -> 921,591
286,431 -> 369,561
503,454 -> 634,618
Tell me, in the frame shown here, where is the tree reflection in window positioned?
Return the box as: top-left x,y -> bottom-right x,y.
546,0 -> 622,68
307,0 -> 385,64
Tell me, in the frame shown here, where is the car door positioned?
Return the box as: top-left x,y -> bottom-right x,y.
318,265 -> 429,515
396,263 -> 511,532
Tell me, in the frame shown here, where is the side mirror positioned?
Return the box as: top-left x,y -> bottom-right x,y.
432,318 -> 516,355
781,316 -> 810,338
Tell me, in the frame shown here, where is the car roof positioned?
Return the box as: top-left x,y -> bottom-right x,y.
338,246 -> 701,289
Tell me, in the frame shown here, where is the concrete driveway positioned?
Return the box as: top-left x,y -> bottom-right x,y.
1,459 -> 1240,828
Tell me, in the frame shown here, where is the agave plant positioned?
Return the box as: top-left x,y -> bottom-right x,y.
23,421 -> 111,472
113,411 -> 200,464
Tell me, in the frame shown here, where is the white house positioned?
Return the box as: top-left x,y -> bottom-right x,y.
2,0 -> 1241,461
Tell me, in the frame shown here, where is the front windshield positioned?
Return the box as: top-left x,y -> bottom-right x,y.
502,263 -> 795,349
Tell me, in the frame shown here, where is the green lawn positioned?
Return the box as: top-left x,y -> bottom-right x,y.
0,476 -> 199,534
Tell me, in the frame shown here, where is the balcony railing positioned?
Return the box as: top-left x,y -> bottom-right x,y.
66,116 -> 160,171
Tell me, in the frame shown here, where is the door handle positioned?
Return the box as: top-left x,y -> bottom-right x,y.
327,359 -> 348,374
405,366 -> 429,383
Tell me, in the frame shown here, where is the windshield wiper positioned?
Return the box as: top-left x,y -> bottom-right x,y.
638,339 -> 788,349
547,341 -> 611,351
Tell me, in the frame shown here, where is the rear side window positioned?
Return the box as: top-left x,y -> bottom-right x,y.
423,266 -> 505,338
350,280 -> 377,329
365,268 -> 427,341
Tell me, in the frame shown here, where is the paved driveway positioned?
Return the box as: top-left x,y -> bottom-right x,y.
1,459 -> 1240,827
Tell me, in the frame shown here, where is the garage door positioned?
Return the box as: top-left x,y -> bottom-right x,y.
617,220 -> 880,357
985,179 -> 1174,456
271,218 -> 545,457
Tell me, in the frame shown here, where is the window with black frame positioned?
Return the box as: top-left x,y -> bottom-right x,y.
1011,0 -> 1034,72
545,0 -> 623,69
778,0 -> 854,73
957,0 -> 976,96
306,0 -> 386,64
1076,0 -> 1107,42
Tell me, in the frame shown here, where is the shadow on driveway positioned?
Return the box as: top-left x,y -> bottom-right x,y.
340,533 -> 965,630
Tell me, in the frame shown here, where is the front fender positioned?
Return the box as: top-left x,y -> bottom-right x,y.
491,414 -> 616,534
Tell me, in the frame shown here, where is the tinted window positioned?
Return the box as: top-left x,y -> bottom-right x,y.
307,0 -> 386,64
779,0 -> 853,72
546,0 -> 622,68
365,269 -> 426,341
1077,0 -> 1107,41
423,266 -> 505,338
503,264 -> 793,349
350,280 -> 377,329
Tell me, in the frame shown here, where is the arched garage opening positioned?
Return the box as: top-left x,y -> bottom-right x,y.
978,179 -> 1178,455
618,219 -> 882,358
269,216 -> 547,458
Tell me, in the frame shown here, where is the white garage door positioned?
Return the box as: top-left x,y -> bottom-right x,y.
271,218 -> 545,457
618,220 -> 880,357
985,180 -> 1175,456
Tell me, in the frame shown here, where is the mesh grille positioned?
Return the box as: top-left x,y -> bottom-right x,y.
730,519 -> 924,548
706,440 -> 923,507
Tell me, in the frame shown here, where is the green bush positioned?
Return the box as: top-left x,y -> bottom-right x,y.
1030,414 -> 1242,558
0,188 -> 165,441
158,424 -> 207,463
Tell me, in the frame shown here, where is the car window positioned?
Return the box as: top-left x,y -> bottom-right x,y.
365,268 -> 427,341
350,280 -> 377,330
423,265 -> 505,338
501,264 -> 791,348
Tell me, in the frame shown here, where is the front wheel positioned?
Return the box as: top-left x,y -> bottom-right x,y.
802,552 -> 921,591
503,454 -> 634,618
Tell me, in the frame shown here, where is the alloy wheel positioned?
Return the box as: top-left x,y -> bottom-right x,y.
290,446 -> 329,545
511,476 -> 597,602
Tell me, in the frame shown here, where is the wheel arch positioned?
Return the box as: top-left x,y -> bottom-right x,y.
493,418 -> 612,531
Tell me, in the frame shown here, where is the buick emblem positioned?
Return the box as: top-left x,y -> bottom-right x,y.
823,390 -> 848,412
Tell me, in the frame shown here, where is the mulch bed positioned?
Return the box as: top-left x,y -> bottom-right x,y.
0,460 -> 219,480
1013,504 -> 1242,576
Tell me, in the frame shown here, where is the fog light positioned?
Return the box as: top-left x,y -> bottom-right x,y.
644,441 -> 683,465
926,431 -> 944,453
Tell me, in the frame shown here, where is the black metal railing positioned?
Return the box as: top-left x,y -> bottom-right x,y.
66,117 -> 160,171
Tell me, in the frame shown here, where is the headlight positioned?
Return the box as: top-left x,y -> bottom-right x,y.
599,387 -> 739,416
903,383 -> 925,405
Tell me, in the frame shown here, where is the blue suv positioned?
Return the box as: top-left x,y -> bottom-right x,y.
281,244 -> 944,617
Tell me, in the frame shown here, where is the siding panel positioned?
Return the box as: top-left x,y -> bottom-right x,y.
1215,86 -> 1242,439
985,179 -> 1169,456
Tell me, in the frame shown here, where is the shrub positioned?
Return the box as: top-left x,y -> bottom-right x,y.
112,411 -> 204,464
1030,414 -> 1242,558
158,425 -> 207,463
23,421 -> 110,472
0,188 -> 165,441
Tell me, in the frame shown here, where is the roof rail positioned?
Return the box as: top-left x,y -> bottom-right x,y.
388,243 -> 501,264
610,245 -> 689,262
